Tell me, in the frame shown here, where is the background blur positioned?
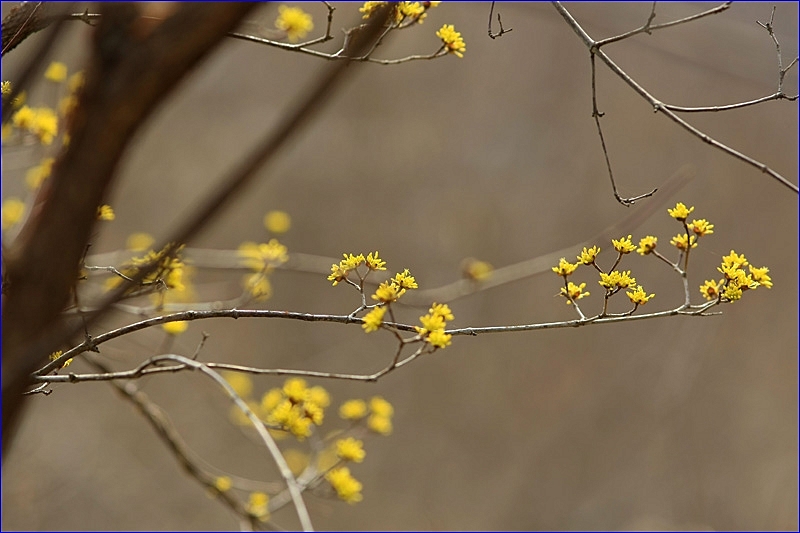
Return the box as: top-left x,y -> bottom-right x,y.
2,2 -> 797,530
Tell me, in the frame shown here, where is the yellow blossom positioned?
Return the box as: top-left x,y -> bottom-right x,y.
97,204 -> 115,221
612,234 -> 636,254
721,250 -> 748,270
264,210 -> 291,234
288,415 -> 313,440
0,80 -> 10,95
365,251 -> 387,271
577,245 -> 600,265
68,71 -> 85,93
552,257 -> 579,277
49,350 -> 73,368
637,236 -> 657,255
12,105 -> 36,129
417,312 -> 446,333
598,270 -> 636,290
427,328 -> 452,348
238,239 -> 289,271
162,321 -> 188,335
748,265 -> 772,289
373,280 -> 404,303
340,399 -> 368,420
126,232 -> 155,252
304,401 -> 324,425
699,279 -> 722,301
247,492 -> 270,521
11,90 -> 26,108
436,24 -> 466,58
359,1 -> 385,19
560,281 -> 589,304
308,386 -> 330,408
328,264 -> 349,285
429,303 -> 454,321
25,158 -> 55,190
392,268 -> 418,289
2,197 -> 26,229
369,396 -> 394,417
326,467 -> 363,504
31,107 -> 58,145
723,283 -> 743,301
462,258 -> 493,281
367,414 -> 393,435
261,388 -> 284,413
336,437 -> 366,463
362,305 -> 387,333
44,61 -> 67,83
275,5 -> 314,43
283,448 -> 310,476
670,233 -> 697,251
213,476 -> 232,493
668,202 -> 694,221
688,218 -> 714,237
222,371 -> 253,399
626,285 -> 654,305
283,377 -> 308,403
341,253 -> 365,271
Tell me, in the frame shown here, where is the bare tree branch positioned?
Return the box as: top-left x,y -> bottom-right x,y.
2,2 -> 259,459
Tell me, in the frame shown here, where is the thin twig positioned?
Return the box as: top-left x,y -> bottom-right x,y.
594,2 -> 731,48
488,1 -> 513,40
552,1 -> 798,194
85,357 -> 261,529
757,5 -> 800,99
590,53 -> 658,206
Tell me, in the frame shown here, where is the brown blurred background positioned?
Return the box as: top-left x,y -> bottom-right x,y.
2,2 -> 797,530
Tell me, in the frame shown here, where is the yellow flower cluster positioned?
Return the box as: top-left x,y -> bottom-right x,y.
415,303 -> 454,349
553,236 -> 654,307
329,251 -> 456,349
49,350 -> 73,369
238,238 -> 289,300
247,491 -> 270,521
11,105 -> 58,145
1,197 -> 26,230
700,250 -> 772,302
360,1 -> 441,25
274,5 -> 314,43
25,157 -> 55,190
336,437 -> 366,463
328,251 -> 387,286
96,204 -> 115,221
339,396 -> 395,436
262,378 -> 330,440
107,244 -> 188,294
326,466 -> 363,504
554,202 -> 772,309
436,24 -> 466,58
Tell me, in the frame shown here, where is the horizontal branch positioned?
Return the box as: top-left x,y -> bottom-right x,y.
37,297 -> 720,380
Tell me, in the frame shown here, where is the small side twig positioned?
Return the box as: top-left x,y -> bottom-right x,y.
590,53 -> 658,206
488,1 -> 513,40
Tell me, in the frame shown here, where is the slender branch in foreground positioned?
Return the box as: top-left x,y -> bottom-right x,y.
87,357 -> 260,529
552,1 -> 798,194
10,4 -> 397,433
37,297 -> 719,380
